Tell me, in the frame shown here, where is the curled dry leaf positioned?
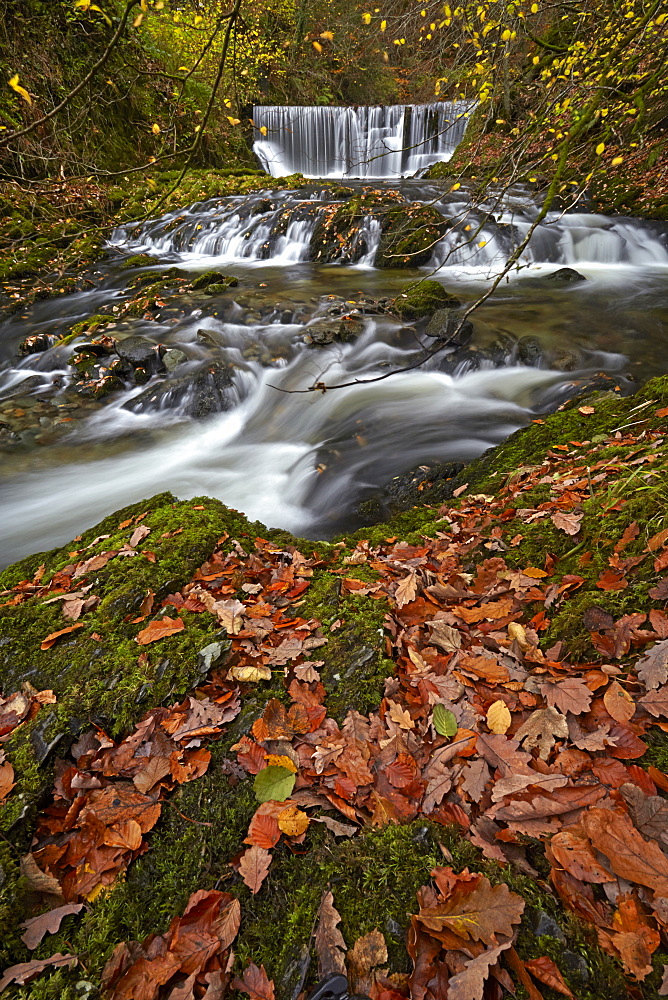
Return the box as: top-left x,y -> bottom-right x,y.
0,954 -> 78,993
40,623 -> 85,650
315,889 -> 347,977
232,962 -> 275,1000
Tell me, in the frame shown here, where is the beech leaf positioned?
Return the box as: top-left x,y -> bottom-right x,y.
253,765 -> 296,804
432,703 -> 457,737
239,845 -> 272,894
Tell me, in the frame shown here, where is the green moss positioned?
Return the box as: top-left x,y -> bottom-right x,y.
376,205 -> 447,268
392,279 -> 460,319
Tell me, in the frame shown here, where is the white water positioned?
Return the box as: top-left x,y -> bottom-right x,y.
252,103 -> 475,178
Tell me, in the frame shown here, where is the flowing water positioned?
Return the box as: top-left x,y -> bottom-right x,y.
1,124 -> 667,565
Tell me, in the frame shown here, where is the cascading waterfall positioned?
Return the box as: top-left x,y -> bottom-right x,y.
252,102 -> 475,178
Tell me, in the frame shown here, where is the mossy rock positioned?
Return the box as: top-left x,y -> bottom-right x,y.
191,271 -> 239,291
392,279 -> 460,319
118,254 -> 162,270
375,204 -> 447,268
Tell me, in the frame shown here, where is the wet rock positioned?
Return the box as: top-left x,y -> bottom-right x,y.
393,280 -> 460,319
76,374 -> 126,399
163,348 -> 188,372
192,271 -> 239,291
376,203 -> 447,268
303,316 -> 363,346
425,308 -> 473,346
123,361 -> 235,419
116,336 -> 164,373
0,375 -> 46,400
517,336 -> 544,366
119,253 -> 162,270
546,267 -> 587,283
18,333 -> 58,356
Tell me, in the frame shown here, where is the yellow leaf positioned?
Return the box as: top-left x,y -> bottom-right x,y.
194,15 -> 203,24
487,700 -> 511,734
501,28 -> 511,40
312,40 -> 323,52
478,239 -> 487,247
596,142 -> 605,154
133,11 -> 144,26
155,1 -> 165,8
151,122 -> 161,134
380,19 -> 387,30
278,805 -> 310,837
611,155 -> 624,166
450,182 -> 461,191
531,1 -> 539,10
320,30 -> 334,40
226,116 -> 241,125
265,754 -> 297,773
532,55 -> 540,64
8,74 -> 31,104
362,12 -> 372,23
259,125 -> 268,135
229,663 -> 271,682
178,66 -> 189,72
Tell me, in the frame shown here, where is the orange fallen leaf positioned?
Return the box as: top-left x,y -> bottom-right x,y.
277,805 -> 310,837
40,623 -> 85,650
135,616 -> 185,645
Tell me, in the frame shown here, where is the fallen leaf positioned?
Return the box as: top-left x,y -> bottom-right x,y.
129,524 -> 151,548
315,889 -> 347,977
135,617 -> 185,645
549,829 -> 615,883
524,956 -> 574,998
0,954 -> 77,993
540,677 -> 592,716
432,703 -> 457,737
515,706 -> 569,759
239,845 -> 272,894
253,765 -> 296,803
486,700 -> 511,734
551,511 -> 583,535
582,808 -> 668,895
347,929 -> 388,995
427,621 -> 461,652
232,963 -> 275,1000
277,805 -> 309,837
20,904 -> 85,949
636,640 -> 668,690
603,680 -> 635,723
395,572 -> 419,607
40,623 -> 85,650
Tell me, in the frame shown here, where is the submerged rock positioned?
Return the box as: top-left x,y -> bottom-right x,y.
123,361 -> 235,418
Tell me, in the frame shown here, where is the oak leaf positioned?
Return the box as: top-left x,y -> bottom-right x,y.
347,929 -> 388,996
315,889 -> 347,977
239,845 -> 271,894
427,621 -> 461,652
20,904 -> 85,949
417,877 -> 524,944
636,640 -> 668,690
0,953 -> 78,993
395,571 -> 419,607
640,687 -> 668,718
540,676 -> 592,716
447,941 -> 511,1000
135,617 -> 185,645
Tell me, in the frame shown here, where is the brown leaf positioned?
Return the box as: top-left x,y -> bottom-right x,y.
232,963 -> 275,1000
447,941 -> 511,1000
312,815 -> 359,837
238,845 -> 271,894
427,621 -> 461,652
0,954 -> 78,992
551,511 -> 582,535
133,756 -> 171,794
582,808 -> 668,895
347,929 -> 387,996
549,829 -> 615,883
129,524 -> 151,548
20,903 -> 85,949
636,640 -> 668,690
603,680 -> 635,723
453,598 -> 513,623
596,569 -> 628,591
135,617 -> 185,645
315,889 -> 347,977
0,759 -> 15,803
417,877 -> 524,944
640,687 -> 668,718
40,623 -> 85,650
515,706 -> 569,759
540,677 -> 592,716
525,957 -> 574,998
20,854 -> 65,906
583,605 -> 615,631
395,571 -> 419,607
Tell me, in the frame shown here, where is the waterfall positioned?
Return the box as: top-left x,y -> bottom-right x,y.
252,102 -> 475,179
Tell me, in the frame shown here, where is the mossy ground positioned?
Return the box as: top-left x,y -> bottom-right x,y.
4,378 -> 668,996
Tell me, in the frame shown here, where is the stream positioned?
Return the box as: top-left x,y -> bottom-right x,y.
1,133 -> 668,565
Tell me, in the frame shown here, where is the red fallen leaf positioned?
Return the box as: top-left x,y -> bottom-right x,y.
40,623 -> 85,650
244,806 -> 281,849
238,844 -> 272,894
135,617 -> 184,645
596,569 -> 628,591
0,953 -> 78,992
525,957 -> 574,998
655,406 -> 668,418
232,962 -> 275,1000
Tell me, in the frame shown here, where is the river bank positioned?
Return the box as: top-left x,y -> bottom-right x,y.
3,371 -> 668,998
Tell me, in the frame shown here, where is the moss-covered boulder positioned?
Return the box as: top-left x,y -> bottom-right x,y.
392,278 -> 460,319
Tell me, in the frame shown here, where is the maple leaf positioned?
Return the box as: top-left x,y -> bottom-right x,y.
515,706 -> 568,760
582,808 -> 668,895
135,617 -> 185,645
636,639 -> 668,690
239,845 -> 272,894
315,890 -> 347,977
0,953 -> 78,993
347,929 -> 388,996
232,963 -> 275,1000
551,510 -> 583,535
20,904 -> 85,949
540,676 -> 592,716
